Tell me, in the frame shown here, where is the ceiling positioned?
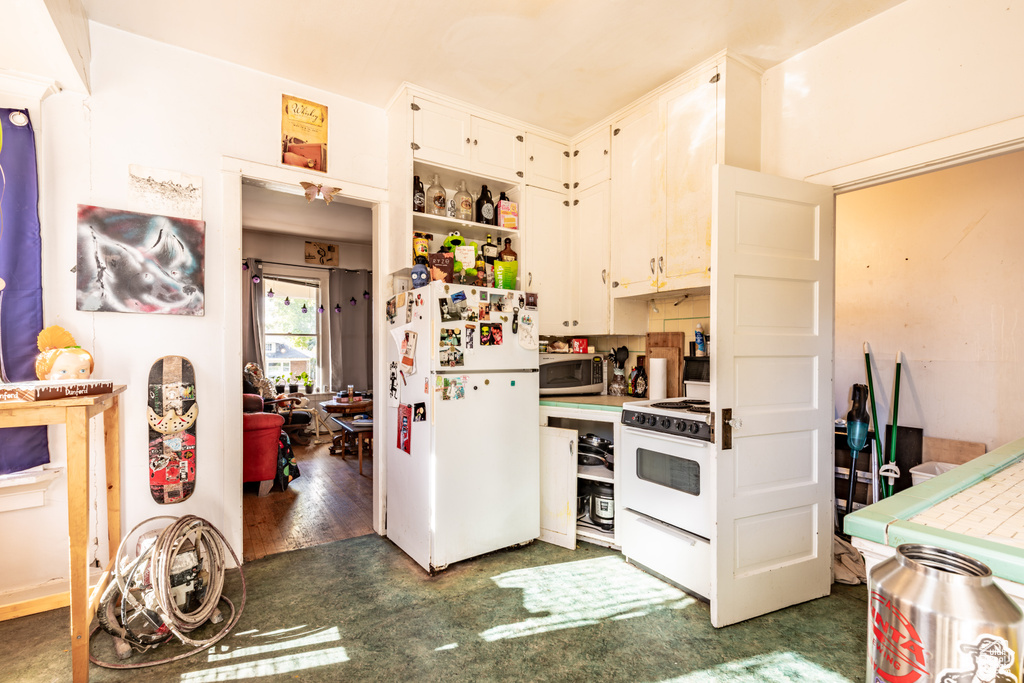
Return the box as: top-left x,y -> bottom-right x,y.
242,184 -> 373,244
80,0 -> 905,138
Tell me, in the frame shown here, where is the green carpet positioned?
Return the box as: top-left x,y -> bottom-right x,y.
0,536 -> 868,681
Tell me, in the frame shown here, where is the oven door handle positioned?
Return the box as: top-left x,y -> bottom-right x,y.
625,507 -> 708,546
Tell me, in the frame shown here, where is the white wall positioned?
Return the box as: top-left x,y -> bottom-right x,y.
1,23 -> 386,598
761,0 -> 1024,183
836,150 -> 1024,450
243,231 -> 372,270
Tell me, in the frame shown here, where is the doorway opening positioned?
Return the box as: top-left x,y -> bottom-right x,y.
239,181 -> 376,562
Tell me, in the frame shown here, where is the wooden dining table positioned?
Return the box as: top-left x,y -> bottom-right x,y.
319,400 -> 373,473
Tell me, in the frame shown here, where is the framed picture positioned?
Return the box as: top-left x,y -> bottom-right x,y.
282,95 -> 328,173
305,241 -> 339,265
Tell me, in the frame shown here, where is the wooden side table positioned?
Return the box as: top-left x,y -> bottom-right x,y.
0,386 -> 126,682
329,417 -> 374,476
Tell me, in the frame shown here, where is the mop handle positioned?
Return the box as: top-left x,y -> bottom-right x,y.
889,351 -> 903,481
863,343 -> 887,498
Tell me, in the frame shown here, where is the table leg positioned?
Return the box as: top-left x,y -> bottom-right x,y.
357,435 -> 363,476
103,396 -> 121,560
66,406 -> 91,682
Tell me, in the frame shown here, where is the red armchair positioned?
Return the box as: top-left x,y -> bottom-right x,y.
244,395 -> 285,496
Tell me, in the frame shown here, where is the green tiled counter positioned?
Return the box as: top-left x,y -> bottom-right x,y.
539,395 -> 633,412
845,436 -> 1024,585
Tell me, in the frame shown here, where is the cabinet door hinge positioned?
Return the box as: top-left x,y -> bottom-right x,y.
411,142 -> 420,151
517,171 -> 524,177
410,102 -> 421,111
563,150 -> 570,157
613,128 -> 621,136
709,73 -> 721,84
516,135 -> 524,142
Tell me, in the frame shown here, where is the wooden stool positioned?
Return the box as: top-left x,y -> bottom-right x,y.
330,416 -> 373,476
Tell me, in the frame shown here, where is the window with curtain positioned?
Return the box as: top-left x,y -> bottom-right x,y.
263,275 -> 322,388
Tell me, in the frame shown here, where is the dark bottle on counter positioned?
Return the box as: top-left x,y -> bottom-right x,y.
627,366 -> 638,396
634,355 -> 648,398
499,237 -> 517,262
413,175 -> 425,213
476,184 -> 495,225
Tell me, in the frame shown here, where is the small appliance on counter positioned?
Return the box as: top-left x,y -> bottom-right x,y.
539,352 -> 604,396
683,345 -> 710,400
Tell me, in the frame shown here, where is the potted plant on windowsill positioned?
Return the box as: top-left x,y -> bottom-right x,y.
287,374 -> 299,394
297,371 -> 313,394
274,376 -> 286,394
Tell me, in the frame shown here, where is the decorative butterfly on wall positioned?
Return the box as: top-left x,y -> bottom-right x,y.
299,182 -> 342,205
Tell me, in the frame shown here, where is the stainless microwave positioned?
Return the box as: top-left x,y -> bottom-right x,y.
539,353 -> 604,396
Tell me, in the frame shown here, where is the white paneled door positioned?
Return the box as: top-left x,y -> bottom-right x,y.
710,164 -> 834,628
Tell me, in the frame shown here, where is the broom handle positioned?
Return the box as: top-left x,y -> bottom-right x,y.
889,351 -> 903,489
864,343 -> 887,498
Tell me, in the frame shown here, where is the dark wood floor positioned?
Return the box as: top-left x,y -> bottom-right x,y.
242,435 -> 374,562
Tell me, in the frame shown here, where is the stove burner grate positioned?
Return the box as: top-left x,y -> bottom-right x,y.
649,401 -> 693,410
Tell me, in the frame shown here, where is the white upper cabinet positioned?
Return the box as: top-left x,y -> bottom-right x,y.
609,101 -> 662,298
412,97 -> 524,182
572,180 -> 611,334
525,133 -> 570,192
572,126 -> 611,192
523,186 -> 571,335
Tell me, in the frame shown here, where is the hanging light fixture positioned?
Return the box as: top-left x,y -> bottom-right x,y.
349,297 -> 357,306
284,297 -> 291,306
334,303 -> 341,313
251,274 -> 261,284
242,262 -> 249,271
301,302 -> 308,313
363,290 -> 370,300
317,304 -> 325,313
267,288 -> 275,298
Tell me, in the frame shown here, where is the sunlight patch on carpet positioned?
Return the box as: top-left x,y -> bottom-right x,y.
651,652 -> 855,682
206,626 -> 342,661
479,555 -> 696,641
181,646 -> 350,681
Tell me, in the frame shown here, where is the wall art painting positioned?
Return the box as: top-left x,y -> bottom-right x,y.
76,205 -> 205,316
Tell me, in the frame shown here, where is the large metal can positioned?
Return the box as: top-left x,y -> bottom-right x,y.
868,544 -> 1024,683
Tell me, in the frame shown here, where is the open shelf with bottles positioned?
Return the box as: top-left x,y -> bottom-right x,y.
412,212 -> 518,247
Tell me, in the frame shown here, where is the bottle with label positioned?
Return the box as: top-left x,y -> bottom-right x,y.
413,175 -> 425,213
412,232 -> 431,263
482,233 -> 498,287
427,174 -> 446,216
495,191 -> 510,227
695,323 -> 707,357
627,366 -> 638,396
634,356 -> 648,398
454,180 -> 473,221
499,237 -> 517,262
476,184 -> 495,225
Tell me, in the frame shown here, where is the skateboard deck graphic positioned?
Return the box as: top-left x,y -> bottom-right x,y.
147,355 -> 197,504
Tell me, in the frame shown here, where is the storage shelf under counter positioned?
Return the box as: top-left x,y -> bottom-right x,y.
540,394 -> 632,551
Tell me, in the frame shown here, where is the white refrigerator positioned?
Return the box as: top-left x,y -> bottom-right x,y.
385,281 -> 540,572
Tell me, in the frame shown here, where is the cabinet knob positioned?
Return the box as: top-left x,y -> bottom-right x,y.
563,151 -> 570,158
573,320 -> 579,326
573,150 -> 579,157
516,135 -> 524,142
517,171 -> 524,177
612,281 -> 620,288
563,183 -> 570,189
573,182 -> 579,189
573,199 -> 579,206
529,155 -> 534,161
563,320 -> 570,327
563,200 -> 569,207
466,137 -> 471,144
613,128 -> 621,136
604,149 -> 608,155
473,139 -> 478,145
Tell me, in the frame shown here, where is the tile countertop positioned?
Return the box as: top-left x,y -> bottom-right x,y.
539,395 -> 635,412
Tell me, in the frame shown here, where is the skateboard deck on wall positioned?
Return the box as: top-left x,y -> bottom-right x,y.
147,355 -> 197,504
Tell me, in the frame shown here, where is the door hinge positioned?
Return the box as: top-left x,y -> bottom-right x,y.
410,102 -> 420,111
563,150 -> 570,157
411,142 -> 420,151
709,73 -> 721,84
516,135 -> 524,142
613,128 -> 620,136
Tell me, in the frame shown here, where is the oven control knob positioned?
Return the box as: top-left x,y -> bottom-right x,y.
676,421 -> 686,431
660,418 -> 671,429
689,422 -> 700,434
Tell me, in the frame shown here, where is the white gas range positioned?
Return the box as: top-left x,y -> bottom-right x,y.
618,398 -> 716,600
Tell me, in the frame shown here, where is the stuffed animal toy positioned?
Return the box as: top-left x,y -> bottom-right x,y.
441,232 -> 479,280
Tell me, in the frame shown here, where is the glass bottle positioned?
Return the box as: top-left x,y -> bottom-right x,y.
482,233 -> 498,287
412,175 -> 425,213
634,356 -> 648,398
476,184 -> 495,225
454,180 -> 473,221
499,237 -> 517,262
427,174 -> 446,216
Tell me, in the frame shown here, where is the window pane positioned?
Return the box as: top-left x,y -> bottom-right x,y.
265,279 -> 318,335
265,335 -> 318,384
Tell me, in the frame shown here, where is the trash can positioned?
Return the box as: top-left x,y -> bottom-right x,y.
868,544 -> 1024,682
910,461 -> 959,486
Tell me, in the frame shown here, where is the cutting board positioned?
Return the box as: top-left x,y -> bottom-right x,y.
646,332 -> 684,398
922,436 -> 986,464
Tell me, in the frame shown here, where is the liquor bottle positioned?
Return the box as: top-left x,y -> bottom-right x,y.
454,180 -> 473,221
427,174 -> 446,216
634,356 -> 648,398
499,237 -> 517,262
413,175 -> 425,213
627,366 -> 638,396
482,233 -> 498,287
476,184 -> 495,224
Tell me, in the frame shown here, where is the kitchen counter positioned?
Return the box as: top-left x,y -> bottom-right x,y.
539,395 -> 634,412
